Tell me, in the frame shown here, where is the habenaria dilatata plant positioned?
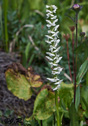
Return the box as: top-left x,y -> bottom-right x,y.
46,5 -> 63,91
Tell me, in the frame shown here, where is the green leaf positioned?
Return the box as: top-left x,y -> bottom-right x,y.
28,54 -> 35,66
5,69 -> 32,100
81,86 -> 88,111
86,71 -> 88,85
23,42 -> 31,67
33,88 -> 55,120
4,109 -> 14,117
43,115 -> 54,126
80,85 -> 88,117
59,82 -> 74,108
5,66 -> 43,100
25,42 -> 30,62
75,85 -> 80,111
82,98 -> 88,118
69,103 -> 79,126
77,59 -> 88,85
27,68 -> 43,88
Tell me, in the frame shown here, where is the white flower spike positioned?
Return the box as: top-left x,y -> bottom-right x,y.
46,5 -> 62,91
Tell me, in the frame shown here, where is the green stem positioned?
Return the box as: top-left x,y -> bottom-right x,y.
53,113 -> 55,126
55,90 -> 61,126
0,5 -> 4,47
74,13 -> 78,104
76,13 -> 78,48
3,0 -> 9,52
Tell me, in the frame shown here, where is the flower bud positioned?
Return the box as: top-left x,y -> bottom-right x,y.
69,26 -> 75,32
63,34 -> 70,41
72,4 -> 82,13
80,32 -> 85,37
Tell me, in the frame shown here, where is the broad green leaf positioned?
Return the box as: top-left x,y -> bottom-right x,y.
59,82 -> 74,108
33,88 -> 55,120
69,103 -> 79,126
77,59 -> 88,85
5,67 -> 43,100
5,69 -> 32,100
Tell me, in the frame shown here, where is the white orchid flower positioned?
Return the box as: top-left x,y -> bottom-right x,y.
46,5 -> 62,90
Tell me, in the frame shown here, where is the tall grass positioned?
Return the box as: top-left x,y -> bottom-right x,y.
3,0 -> 9,52
0,4 -> 4,47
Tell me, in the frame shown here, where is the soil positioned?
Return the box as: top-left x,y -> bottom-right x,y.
0,52 -> 35,125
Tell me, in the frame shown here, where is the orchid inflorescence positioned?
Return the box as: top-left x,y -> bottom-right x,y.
46,5 -> 63,91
